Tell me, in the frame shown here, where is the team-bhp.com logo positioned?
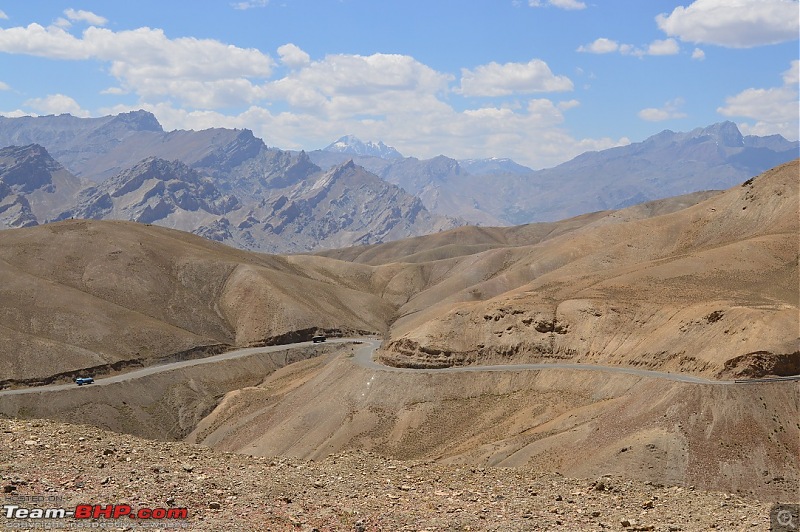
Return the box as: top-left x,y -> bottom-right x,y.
4,503 -> 188,520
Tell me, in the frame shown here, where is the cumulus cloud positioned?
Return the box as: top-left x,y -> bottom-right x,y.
529,0 -> 587,9
578,37 -> 679,57
0,18 -> 625,168
264,52 -> 453,119
277,43 -> 310,68
638,98 -> 688,121
718,61 -> 799,139
691,48 -> 706,60
0,23 -> 275,107
458,59 -> 573,97
577,38 -> 623,54
123,92 -> 624,170
0,10 -> 8,20
656,0 -> 800,48
0,109 -> 31,118
782,59 -> 799,84
24,93 -> 90,117
64,9 -> 108,26
646,38 -> 680,55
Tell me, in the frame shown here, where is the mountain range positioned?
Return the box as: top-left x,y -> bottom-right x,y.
0,113 -> 458,252
0,111 -> 796,251
309,121 -> 799,225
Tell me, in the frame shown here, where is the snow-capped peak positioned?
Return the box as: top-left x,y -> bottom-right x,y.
323,135 -> 403,159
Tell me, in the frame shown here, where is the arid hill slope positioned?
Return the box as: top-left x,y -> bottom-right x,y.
1,162 -> 798,511
188,345 -> 800,501
356,160 -> 799,378
1,162 -> 796,384
3,416 -> 779,531
0,220 -> 392,384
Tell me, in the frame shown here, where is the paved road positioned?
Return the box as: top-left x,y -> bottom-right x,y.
351,339 -> 729,384
352,339 -> 800,385
0,338 -> 358,397
1,337 -> 797,396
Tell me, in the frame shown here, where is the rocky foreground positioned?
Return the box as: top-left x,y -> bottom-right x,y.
1,417 -> 784,531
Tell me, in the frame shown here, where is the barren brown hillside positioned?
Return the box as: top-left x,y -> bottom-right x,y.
0,162 -> 798,520
188,344 -> 800,501
2,416 -> 781,531
1,162 -> 796,384
0,220 -> 392,385
359,160 -> 800,378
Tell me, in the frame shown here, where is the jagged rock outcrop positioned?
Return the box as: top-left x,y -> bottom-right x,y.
0,144 -> 86,227
57,157 -> 240,225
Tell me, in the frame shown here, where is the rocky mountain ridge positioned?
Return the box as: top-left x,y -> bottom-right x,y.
310,120 -> 799,225
0,144 -> 87,228
1,111 -> 797,249
0,143 -> 457,252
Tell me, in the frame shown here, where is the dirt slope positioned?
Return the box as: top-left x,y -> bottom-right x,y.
372,160 -> 799,378
3,165 -> 786,384
3,416 -> 779,531
1,162 -> 798,520
0,220 -> 392,384
188,346 -> 800,502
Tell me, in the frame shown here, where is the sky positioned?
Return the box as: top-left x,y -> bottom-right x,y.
0,0 -> 797,169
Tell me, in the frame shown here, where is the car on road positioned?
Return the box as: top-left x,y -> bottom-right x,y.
312,335 -> 327,343
75,377 -> 94,386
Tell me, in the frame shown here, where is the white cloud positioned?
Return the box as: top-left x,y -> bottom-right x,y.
529,0 -> 587,9
0,24 -> 275,108
646,38 -> 680,56
264,52 -> 453,119
578,37 -> 679,57
0,109 -> 34,118
0,24 -> 91,59
277,43 -> 310,68
64,9 -> 108,26
0,81 -> 9,91
691,48 -> 706,60
717,61 -> 799,139
656,0 -> 800,48
558,99 -> 580,110
232,0 -> 269,9
638,98 -> 688,121
458,59 -> 573,96
100,46 -> 624,168
0,20 -> 625,168
120,92 -> 624,170
101,87 -> 128,95
0,10 -> 8,20
577,38 -> 621,54
24,93 -> 90,117
783,59 -> 799,85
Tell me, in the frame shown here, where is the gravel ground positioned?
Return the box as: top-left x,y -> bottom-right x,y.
0,417 -> 784,531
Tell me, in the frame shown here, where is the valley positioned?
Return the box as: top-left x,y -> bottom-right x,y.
0,140 -> 797,529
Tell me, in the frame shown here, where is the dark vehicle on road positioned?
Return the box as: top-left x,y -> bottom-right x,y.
312,335 -> 326,343
75,377 -> 94,386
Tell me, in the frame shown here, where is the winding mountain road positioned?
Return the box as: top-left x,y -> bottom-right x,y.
352,339 -> 733,383
1,337 -> 797,397
0,339 -> 356,396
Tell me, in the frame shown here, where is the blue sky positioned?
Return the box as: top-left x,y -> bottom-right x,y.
0,0 -> 797,168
